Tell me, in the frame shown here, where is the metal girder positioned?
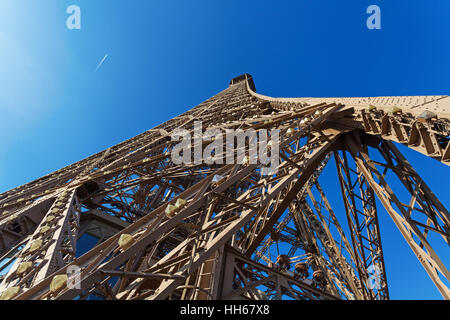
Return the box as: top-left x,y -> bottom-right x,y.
220,245 -> 339,300
0,74 -> 449,300
303,184 -> 363,299
344,132 -> 450,299
378,141 -> 450,244
0,197 -> 54,256
334,146 -> 389,300
253,155 -> 330,264
0,189 -> 80,296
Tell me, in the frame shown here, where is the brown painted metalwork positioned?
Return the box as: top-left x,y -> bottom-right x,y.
0,74 -> 448,300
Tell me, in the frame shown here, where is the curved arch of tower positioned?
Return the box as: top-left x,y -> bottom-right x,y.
0,74 -> 448,300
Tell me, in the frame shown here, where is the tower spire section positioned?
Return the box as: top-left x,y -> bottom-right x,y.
0,75 -> 448,300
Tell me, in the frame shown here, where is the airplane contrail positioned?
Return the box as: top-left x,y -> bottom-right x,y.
95,54 -> 108,72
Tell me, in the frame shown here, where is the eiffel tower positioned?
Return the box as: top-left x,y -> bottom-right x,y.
0,74 -> 448,300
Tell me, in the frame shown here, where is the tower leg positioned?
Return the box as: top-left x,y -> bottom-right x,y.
345,133 -> 450,299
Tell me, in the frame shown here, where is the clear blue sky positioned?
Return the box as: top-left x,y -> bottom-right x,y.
0,0 -> 449,299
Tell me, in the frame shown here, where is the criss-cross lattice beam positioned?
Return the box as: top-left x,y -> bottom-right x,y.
344,132 -> 450,299
334,146 -> 389,300
0,74 -> 449,300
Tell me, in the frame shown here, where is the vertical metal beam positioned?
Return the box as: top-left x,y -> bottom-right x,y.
334,147 -> 389,300
345,134 -> 450,299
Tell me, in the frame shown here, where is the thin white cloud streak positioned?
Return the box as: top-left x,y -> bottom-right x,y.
95,54 -> 108,72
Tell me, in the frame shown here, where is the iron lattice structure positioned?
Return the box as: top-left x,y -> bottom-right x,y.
0,74 -> 449,300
